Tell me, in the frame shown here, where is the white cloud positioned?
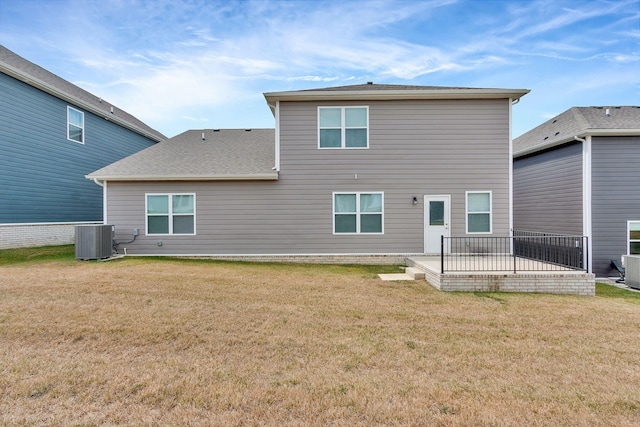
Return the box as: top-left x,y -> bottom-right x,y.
286,75 -> 342,82
4,0 -> 638,138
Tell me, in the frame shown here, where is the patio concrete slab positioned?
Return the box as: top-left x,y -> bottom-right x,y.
406,256 -> 595,296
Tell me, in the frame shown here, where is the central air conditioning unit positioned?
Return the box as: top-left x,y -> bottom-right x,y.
624,255 -> 640,290
75,225 -> 114,260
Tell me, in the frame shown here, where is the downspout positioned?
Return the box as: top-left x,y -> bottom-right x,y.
89,178 -> 108,224
575,135 -> 592,273
273,101 -> 281,172
266,101 -> 281,173
102,180 -> 108,225
508,98 -> 519,246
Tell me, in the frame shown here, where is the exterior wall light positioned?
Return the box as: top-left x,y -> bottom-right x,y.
412,196 -> 418,205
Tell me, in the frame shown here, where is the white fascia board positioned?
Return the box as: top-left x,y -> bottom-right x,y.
85,173 -> 279,181
0,63 -> 164,143
264,88 -> 530,104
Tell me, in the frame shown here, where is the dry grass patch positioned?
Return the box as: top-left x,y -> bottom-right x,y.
1,252 -> 640,426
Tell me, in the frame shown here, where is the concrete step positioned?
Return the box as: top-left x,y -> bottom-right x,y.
405,267 -> 425,280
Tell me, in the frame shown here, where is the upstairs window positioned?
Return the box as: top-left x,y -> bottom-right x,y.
466,191 -> 492,234
333,192 -> 383,234
146,194 -> 196,235
67,106 -> 84,144
319,107 -> 368,149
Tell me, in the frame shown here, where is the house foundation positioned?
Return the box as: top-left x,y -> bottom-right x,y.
407,256 -> 595,296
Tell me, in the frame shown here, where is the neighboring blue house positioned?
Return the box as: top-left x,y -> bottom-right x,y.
0,45 -> 165,248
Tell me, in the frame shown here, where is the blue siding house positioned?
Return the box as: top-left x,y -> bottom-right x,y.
0,46 -> 165,247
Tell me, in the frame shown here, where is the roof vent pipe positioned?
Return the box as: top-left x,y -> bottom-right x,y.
110,106 -> 114,114
202,132 -> 206,140
605,108 -> 610,116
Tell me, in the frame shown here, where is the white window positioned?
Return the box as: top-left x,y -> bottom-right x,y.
319,106 -> 368,149
466,191 -> 492,234
67,106 -> 84,143
628,221 -> 640,255
333,192 -> 383,234
146,194 -> 195,235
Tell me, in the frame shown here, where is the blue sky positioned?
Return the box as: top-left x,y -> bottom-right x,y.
1,0 -> 638,138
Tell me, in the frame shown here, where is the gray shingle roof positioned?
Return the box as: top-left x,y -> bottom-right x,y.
0,45 -> 166,142
514,106 -> 640,157
264,83 -> 530,113
86,129 -> 277,181
299,83 -> 480,91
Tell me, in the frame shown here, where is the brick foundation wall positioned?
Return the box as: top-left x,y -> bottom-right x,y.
181,254 -> 415,265
438,272 -> 595,296
405,258 -> 595,296
0,222 -> 101,250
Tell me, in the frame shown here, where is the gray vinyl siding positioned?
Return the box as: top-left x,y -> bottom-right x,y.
106,98 -> 512,255
0,72 -> 156,223
513,142 -> 583,235
591,136 -> 640,276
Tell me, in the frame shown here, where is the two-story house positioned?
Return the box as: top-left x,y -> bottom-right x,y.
86,83 -> 528,259
0,45 -> 165,248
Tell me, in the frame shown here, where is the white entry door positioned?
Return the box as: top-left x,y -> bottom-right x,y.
424,195 -> 450,254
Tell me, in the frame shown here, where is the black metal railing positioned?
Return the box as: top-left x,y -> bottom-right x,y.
441,232 -> 588,273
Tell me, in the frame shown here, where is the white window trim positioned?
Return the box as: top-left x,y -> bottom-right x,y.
628,220 -> 640,255
318,106 -> 369,149
145,193 -> 196,236
333,191 -> 384,235
466,191 -> 492,234
67,106 -> 85,144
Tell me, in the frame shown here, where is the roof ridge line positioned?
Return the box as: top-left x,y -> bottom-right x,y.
570,107 -> 591,131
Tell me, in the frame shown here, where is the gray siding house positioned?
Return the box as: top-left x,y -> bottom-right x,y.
88,83 -> 528,258
513,106 -> 640,277
0,45 -> 164,245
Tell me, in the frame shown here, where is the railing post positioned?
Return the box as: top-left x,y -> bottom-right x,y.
441,235 -> 444,274
585,236 -> 589,273
513,236 -> 517,274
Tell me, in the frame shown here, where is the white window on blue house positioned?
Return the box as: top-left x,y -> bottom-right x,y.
333,192 -> 383,234
628,221 -> 640,255
146,194 -> 195,235
466,191 -> 492,234
67,106 -> 84,143
319,107 -> 368,149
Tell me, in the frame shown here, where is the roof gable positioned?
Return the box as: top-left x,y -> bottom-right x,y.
514,106 -> 640,157
0,45 -> 166,142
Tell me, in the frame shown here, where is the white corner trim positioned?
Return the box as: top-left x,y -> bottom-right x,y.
581,135 -> 593,273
